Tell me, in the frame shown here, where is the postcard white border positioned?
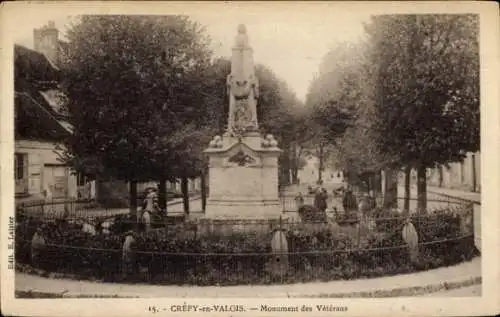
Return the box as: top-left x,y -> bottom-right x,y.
1,1 -> 499,316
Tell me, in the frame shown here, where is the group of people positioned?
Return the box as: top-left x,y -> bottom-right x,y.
294,183 -> 377,215
343,188 -> 377,215
294,183 -> 329,212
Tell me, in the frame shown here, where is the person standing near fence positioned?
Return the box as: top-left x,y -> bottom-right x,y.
359,193 -> 372,213
318,188 -> 328,212
42,185 -> 52,216
31,226 -> 46,269
294,192 -> 304,211
314,186 -> 328,213
342,189 -> 357,214
144,189 -> 157,213
313,187 -> 321,210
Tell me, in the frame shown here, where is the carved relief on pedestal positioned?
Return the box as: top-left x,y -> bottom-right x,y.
222,144 -> 261,168
227,150 -> 256,167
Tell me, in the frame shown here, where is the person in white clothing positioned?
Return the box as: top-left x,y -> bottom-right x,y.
42,186 -> 53,216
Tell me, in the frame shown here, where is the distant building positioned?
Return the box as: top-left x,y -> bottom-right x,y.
298,154 -> 343,186
16,21 -> 204,207
396,151 -> 481,193
427,152 -> 481,192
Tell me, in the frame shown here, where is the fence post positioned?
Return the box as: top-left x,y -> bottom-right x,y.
279,215 -> 285,283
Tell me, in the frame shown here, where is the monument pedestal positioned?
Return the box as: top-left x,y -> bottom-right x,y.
204,134 -> 282,219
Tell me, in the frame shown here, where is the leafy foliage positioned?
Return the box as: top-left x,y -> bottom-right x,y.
16,205 -> 476,285
365,15 -> 480,168
60,15 -> 214,182
60,16 -> 302,193
305,14 -> 479,208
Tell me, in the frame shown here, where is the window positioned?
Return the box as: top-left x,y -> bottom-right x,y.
14,153 -> 25,180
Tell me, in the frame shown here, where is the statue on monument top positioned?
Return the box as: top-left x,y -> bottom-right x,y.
226,24 -> 259,137
235,24 -> 249,47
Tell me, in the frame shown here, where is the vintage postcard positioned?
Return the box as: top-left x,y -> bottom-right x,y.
1,1 -> 499,316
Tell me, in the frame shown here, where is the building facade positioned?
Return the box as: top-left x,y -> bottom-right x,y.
395,151 -> 481,193
15,22 -> 76,203
427,152 -> 481,192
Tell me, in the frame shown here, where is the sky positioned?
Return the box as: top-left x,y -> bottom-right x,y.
12,8 -> 371,102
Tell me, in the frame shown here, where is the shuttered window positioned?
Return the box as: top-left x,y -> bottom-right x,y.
14,153 -> 26,180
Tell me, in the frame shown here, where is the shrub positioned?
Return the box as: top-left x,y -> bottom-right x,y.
298,205 -> 327,223
15,205 -> 476,285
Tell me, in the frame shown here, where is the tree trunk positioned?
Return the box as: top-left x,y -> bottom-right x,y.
417,165 -> 427,214
438,165 -> 443,188
290,142 -> 298,184
318,144 -> 324,184
404,166 -> 411,213
383,168 -> 397,208
129,180 -> 137,216
181,176 -> 189,215
372,170 -> 382,198
158,177 -> 167,211
201,172 -> 207,213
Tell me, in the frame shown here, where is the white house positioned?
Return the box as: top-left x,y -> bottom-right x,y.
15,22 -> 77,203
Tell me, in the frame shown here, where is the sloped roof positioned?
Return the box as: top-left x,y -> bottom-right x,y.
15,92 -> 70,141
14,43 -> 72,128
14,44 -> 61,85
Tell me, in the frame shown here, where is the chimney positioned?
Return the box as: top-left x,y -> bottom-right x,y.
34,21 -> 59,65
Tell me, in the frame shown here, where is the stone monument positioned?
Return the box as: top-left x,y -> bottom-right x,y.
204,24 -> 282,219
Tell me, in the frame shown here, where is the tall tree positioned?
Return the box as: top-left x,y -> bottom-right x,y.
364,14 -> 479,212
256,64 -> 301,187
305,42 -> 369,186
60,15 -> 213,214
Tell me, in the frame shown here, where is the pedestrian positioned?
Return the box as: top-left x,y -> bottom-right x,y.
294,192 -> 304,211
320,187 -> 328,212
342,189 -> 358,215
136,205 -> 143,224
369,193 -> 377,210
144,189 -> 157,213
31,226 -> 46,269
313,188 -> 322,210
333,206 -> 339,218
359,193 -> 372,213
359,193 -> 374,222
314,187 -> 327,213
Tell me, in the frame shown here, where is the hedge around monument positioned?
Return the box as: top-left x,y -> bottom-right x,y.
15,206 -> 477,286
